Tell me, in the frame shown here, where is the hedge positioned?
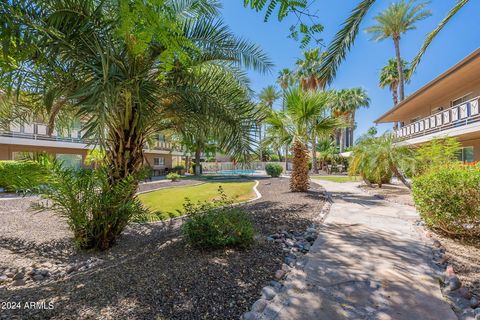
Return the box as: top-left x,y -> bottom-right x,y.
412,163 -> 480,239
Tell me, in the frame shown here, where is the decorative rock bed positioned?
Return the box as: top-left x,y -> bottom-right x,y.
421,227 -> 480,320
242,193 -> 333,320
0,258 -> 104,288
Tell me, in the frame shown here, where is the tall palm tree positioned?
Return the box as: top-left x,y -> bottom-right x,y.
265,88 -> 343,191
295,48 -> 326,91
2,0 -> 271,249
277,68 -> 294,168
365,1 -> 431,101
379,58 -> 410,106
331,88 -> 370,152
247,0 -> 470,84
257,85 -> 280,160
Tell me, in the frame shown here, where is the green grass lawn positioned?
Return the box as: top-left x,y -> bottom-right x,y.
311,175 -> 361,183
138,180 -> 256,221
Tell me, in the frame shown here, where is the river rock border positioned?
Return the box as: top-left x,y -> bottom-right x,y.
419,226 -> 480,320
242,190 -> 333,320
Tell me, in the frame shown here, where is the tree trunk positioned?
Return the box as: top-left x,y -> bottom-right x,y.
311,137 -> 318,174
290,141 -> 309,192
185,156 -> 191,173
349,112 -> 355,148
391,86 -> 398,106
362,175 -> 373,188
393,37 -> 405,101
195,147 -> 202,176
339,129 -> 345,152
390,164 -> 411,189
284,144 -> 289,172
258,125 -> 262,161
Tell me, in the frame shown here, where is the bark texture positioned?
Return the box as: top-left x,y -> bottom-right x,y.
290,141 -> 310,192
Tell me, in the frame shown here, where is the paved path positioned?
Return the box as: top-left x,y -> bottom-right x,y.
272,180 -> 456,320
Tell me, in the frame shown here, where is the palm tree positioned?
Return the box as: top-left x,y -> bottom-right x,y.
247,0 -> 470,84
257,85 -> 280,160
2,0 -> 271,249
350,133 -> 415,188
331,88 -> 370,152
365,1 -> 430,101
265,88 -> 343,191
379,58 -> 410,106
295,48 -> 326,91
277,68 -> 294,168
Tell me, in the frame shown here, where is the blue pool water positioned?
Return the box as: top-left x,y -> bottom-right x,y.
217,169 -> 256,175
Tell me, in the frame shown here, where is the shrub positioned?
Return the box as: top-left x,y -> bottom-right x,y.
166,172 -> 181,181
414,137 -> 461,176
265,163 -> 283,177
412,163 -> 480,239
183,207 -> 254,249
173,165 -> 185,173
181,186 -> 254,249
136,166 -> 153,181
0,160 -> 52,192
35,167 -> 149,250
269,154 -> 280,162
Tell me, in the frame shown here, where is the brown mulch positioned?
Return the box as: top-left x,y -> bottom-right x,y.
0,177 -> 326,319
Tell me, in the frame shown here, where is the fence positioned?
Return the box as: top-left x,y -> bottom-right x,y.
201,161 -> 291,172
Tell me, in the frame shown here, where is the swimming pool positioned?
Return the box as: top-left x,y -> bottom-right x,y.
217,169 -> 256,175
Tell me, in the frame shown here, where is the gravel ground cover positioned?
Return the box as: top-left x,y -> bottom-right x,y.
0,177 -> 326,319
359,183 -> 414,206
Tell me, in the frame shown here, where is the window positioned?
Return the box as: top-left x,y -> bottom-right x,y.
56,154 -> 83,168
458,147 -> 474,163
153,157 -> 165,166
451,93 -> 472,107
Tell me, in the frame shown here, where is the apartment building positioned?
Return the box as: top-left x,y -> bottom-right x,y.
376,48 -> 480,162
0,123 -> 184,175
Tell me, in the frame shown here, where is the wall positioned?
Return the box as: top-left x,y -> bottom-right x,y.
0,144 -> 88,161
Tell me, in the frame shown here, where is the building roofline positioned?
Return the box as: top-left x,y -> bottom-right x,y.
375,48 -> 480,123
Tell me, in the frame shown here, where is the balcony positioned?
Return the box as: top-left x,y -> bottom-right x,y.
394,96 -> 480,142
0,123 -> 91,144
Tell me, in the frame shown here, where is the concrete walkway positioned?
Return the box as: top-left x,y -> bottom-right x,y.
271,180 -> 456,320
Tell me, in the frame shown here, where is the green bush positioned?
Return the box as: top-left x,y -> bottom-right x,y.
265,163 -> 283,177
181,186 -> 254,249
269,154 -> 280,162
0,160 -> 52,192
136,166 -> 153,181
412,163 -> 480,239
35,167 -> 148,250
166,172 -> 181,181
173,165 -> 185,173
183,207 -> 254,249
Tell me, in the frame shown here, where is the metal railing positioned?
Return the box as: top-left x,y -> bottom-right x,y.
394,96 -> 480,140
0,129 -> 91,144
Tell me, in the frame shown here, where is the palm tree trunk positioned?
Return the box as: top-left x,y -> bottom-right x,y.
290,140 -> 309,192
285,144 -> 289,172
390,164 -> 411,189
350,113 -> 355,148
312,137 -> 318,174
391,86 -> 399,106
339,129 -> 345,152
195,146 -> 202,176
393,36 -> 405,101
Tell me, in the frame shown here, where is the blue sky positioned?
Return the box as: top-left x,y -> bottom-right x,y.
220,0 -> 480,139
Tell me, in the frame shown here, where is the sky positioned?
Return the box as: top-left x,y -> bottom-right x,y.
220,0 -> 480,139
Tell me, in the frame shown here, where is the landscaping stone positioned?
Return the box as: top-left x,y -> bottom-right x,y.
458,287 -> 472,299
471,297 -> 480,308
275,269 -> 286,280
11,279 -> 26,286
242,311 -> 261,320
12,272 -> 24,280
0,275 -> 8,283
261,286 -> 277,300
449,276 -> 462,291
5,272 -> 14,278
251,299 -> 268,313
32,274 -> 44,281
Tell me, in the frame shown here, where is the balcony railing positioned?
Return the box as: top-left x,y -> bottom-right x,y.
0,123 -> 91,144
394,96 -> 480,140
